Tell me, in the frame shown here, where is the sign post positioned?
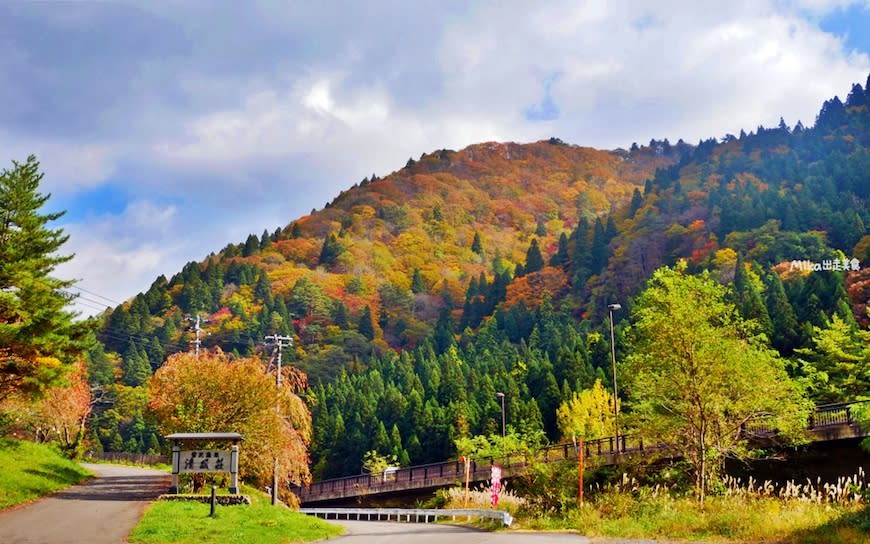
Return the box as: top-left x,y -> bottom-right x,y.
166,433 -> 244,495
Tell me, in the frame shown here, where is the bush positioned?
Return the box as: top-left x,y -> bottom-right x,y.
158,494 -> 251,506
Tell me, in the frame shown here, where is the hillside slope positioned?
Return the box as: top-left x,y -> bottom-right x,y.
89,76 -> 870,477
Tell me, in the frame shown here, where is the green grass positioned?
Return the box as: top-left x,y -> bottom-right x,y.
0,437 -> 92,509
84,455 -> 171,473
129,487 -> 344,544
517,493 -> 870,543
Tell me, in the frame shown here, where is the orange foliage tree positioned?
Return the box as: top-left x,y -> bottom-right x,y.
503,266 -> 569,311
3,360 -> 92,456
148,350 -> 312,496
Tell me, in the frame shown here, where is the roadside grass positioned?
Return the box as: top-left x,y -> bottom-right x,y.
0,437 -> 92,510
83,455 -> 171,472
128,486 -> 344,544
517,493 -> 870,543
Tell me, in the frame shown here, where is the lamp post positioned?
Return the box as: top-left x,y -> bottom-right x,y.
607,303 -> 621,452
496,392 -> 506,437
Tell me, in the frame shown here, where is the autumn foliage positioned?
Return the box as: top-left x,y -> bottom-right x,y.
85,77 -> 870,481
148,351 -> 312,495
2,360 -> 92,456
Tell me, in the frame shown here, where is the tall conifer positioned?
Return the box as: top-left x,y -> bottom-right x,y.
0,156 -> 90,401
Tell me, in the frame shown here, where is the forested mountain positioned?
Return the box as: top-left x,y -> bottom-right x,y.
88,76 -> 870,479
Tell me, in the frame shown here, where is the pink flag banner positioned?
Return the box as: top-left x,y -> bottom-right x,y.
491,464 -> 502,508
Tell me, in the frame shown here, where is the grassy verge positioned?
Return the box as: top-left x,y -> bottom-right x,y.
0,437 -> 92,510
517,494 -> 870,543
83,455 -> 171,473
128,487 -> 343,544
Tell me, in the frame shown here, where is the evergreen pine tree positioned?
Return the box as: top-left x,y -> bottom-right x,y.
471,231 -> 483,255
242,233 -> 259,256
0,156 -> 90,401
259,228 -> 272,250
590,218 -> 608,274
358,306 -> 375,340
570,217 -> 592,287
333,300 -> 350,329
121,343 -> 151,387
524,238 -> 545,274
410,268 -> 427,294
254,271 -> 273,306
629,188 -> 643,217
319,233 -> 343,266
764,273 -> 800,354
433,308 -> 455,354
550,232 -> 570,268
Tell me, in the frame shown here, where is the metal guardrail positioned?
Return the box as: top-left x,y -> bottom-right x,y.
300,507 -> 513,526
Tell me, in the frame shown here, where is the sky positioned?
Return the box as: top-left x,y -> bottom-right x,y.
2,0 -> 869,316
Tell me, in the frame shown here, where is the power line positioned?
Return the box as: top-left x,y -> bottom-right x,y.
68,294 -> 113,310
95,329 -> 189,355
94,322 -> 192,353
66,297 -> 111,314
67,285 -> 122,305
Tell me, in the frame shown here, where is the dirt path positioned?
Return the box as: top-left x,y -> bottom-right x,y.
0,463 -> 169,544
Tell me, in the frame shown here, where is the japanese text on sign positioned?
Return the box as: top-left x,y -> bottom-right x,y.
180,450 -> 231,473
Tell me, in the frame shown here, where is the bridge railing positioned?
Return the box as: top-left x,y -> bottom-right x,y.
297,400 -> 868,502
809,401 -> 866,428
295,434 -> 652,502
742,399 -> 869,435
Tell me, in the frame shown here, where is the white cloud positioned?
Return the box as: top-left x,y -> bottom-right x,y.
0,134 -> 116,193
152,71 -> 508,193
56,199 -> 184,316
5,0 -> 870,313
435,0 -> 869,147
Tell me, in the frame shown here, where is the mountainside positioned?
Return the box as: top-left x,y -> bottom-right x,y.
88,75 -> 870,478
96,137 -> 684,374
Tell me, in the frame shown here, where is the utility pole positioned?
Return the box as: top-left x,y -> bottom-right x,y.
186,315 -> 208,357
607,303 -> 621,452
496,392 -> 506,437
265,334 -> 292,506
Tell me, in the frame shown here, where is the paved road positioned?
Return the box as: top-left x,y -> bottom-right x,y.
331,520 -> 673,543
0,463 -> 169,544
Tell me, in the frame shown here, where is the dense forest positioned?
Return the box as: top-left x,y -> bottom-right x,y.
86,76 -> 870,480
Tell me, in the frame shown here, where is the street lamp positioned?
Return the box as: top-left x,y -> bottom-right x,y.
496,392 -> 506,437
607,303 -> 621,451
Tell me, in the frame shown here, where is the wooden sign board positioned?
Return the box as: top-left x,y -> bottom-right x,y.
180,450 -> 231,473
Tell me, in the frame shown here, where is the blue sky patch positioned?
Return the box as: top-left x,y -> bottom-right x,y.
56,183 -> 131,223
820,4 -> 870,58
524,73 -> 561,122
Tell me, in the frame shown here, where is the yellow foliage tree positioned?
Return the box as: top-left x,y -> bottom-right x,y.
148,350 -> 312,497
556,379 -> 617,441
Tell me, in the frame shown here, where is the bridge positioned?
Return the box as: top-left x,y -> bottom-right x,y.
295,401 -> 868,505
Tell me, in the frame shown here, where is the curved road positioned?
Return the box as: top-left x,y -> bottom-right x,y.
0,464 -> 669,544
0,463 -> 168,544
332,520 -> 671,543
332,520 -> 587,543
